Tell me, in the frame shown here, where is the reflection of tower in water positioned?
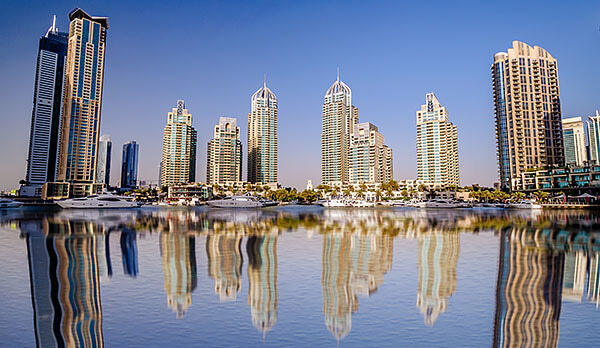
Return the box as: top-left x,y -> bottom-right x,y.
321,232 -> 393,341
589,252 -> 600,307
24,219 -> 104,347
562,250 -> 587,302
247,235 -> 278,335
206,234 -> 243,301
160,233 -> 198,318
120,230 -> 139,277
493,229 -> 563,348
416,231 -> 459,326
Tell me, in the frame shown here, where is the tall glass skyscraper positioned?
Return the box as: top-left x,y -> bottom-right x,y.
562,117 -> 587,166
322,73 -> 358,184
120,141 -> 139,188
248,79 -> 278,184
96,134 -> 112,185
160,100 -> 197,187
21,17 -> 68,197
492,41 -> 564,190
56,8 -> 109,195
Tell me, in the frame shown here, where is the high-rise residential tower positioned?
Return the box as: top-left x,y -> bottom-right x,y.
248,79 -> 278,184
416,93 -> 459,188
322,73 -> 358,184
587,111 -> 600,164
562,117 -> 587,166
21,17 -> 68,197
207,117 -> 242,185
349,122 -> 393,184
56,8 -> 109,196
96,134 -> 112,185
121,141 -> 139,188
492,41 -> 564,190
160,100 -> 197,187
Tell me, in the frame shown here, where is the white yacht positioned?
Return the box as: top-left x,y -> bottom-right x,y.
56,193 -> 141,209
207,195 -> 266,208
507,200 -> 542,209
415,199 -> 459,209
321,199 -> 348,207
0,198 -> 23,208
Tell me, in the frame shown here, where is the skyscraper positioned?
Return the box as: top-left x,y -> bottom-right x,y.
21,17 -> 68,197
492,41 -> 564,190
349,122 -> 393,184
416,93 -> 459,188
56,8 -> 109,196
562,117 -> 587,166
96,134 -> 112,186
160,100 -> 197,187
120,141 -> 139,188
248,79 -> 278,184
587,111 -> 600,164
206,117 -> 242,185
322,73 -> 358,184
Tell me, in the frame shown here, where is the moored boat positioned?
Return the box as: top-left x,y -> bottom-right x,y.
415,199 -> 460,209
507,200 -> 542,209
56,193 -> 141,209
0,198 -> 23,208
207,195 -> 266,208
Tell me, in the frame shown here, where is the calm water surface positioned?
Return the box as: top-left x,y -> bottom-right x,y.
1,206 -> 599,347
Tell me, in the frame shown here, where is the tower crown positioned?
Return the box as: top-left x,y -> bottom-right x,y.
251,82 -> 277,103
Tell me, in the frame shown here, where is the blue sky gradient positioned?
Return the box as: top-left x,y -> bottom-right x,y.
0,0 -> 598,190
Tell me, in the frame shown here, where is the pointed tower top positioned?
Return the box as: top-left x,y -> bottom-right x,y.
52,15 -> 56,32
264,73 -> 267,89
336,67 -> 340,82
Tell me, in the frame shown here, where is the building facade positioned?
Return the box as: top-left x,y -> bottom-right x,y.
160,100 -> 197,187
349,122 -> 393,184
248,80 -> 278,184
207,117 -> 243,185
587,111 -> 600,164
120,141 -> 139,188
562,117 -> 587,166
96,134 -> 112,185
22,17 -> 68,197
492,41 -> 565,191
322,74 -> 358,185
416,93 -> 459,188
56,8 -> 109,196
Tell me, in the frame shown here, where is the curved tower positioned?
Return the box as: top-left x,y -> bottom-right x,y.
248,79 -> 278,184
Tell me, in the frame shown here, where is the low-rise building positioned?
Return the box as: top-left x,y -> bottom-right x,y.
167,183 -> 213,203
518,164 -> 600,192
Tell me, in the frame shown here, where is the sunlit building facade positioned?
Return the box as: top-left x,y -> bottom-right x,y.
349,122 -> 393,184
562,117 -> 587,166
160,100 -> 197,187
587,111 -> 600,164
416,93 -> 459,188
248,80 -> 278,184
160,234 -> 197,318
56,8 -> 109,195
492,41 -> 564,190
96,134 -> 112,185
207,117 -> 242,185
322,74 -> 358,184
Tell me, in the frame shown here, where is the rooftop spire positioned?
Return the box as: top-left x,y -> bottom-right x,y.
52,15 -> 56,32
336,67 -> 340,82
264,73 -> 267,89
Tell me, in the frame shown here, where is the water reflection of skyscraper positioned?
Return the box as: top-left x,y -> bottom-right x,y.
247,235 -> 278,335
23,220 -> 104,347
160,233 -> 198,318
206,234 -> 243,301
120,230 -> 138,277
493,229 -> 563,348
416,231 -> 459,326
321,232 -> 393,341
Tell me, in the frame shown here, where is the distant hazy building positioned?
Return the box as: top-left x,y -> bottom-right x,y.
587,111 -> 600,164
322,73 -> 358,184
416,93 -> 459,188
56,8 -> 109,197
562,117 -> 587,166
96,135 -> 112,185
349,122 -> 393,184
248,80 -> 278,184
21,17 -> 68,197
160,100 -> 197,187
492,41 -> 564,191
207,117 -> 242,185
120,141 -> 139,188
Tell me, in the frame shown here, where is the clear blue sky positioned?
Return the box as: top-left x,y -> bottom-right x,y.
0,0 -> 598,190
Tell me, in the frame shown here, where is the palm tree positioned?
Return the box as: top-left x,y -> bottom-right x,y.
357,189 -> 365,199
533,190 -> 548,202
375,190 -> 382,202
511,192 -> 526,201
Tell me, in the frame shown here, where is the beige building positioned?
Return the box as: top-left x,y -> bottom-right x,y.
160,100 -> 197,187
248,80 -> 278,184
322,73 -> 358,184
492,41 -> 564,190
349,122 -> 393,184
207,117 -> 242,185
562,117 -> 587,166
416,93 -> 459,188
55,9 -> 109,196
587,110 -> 600,164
